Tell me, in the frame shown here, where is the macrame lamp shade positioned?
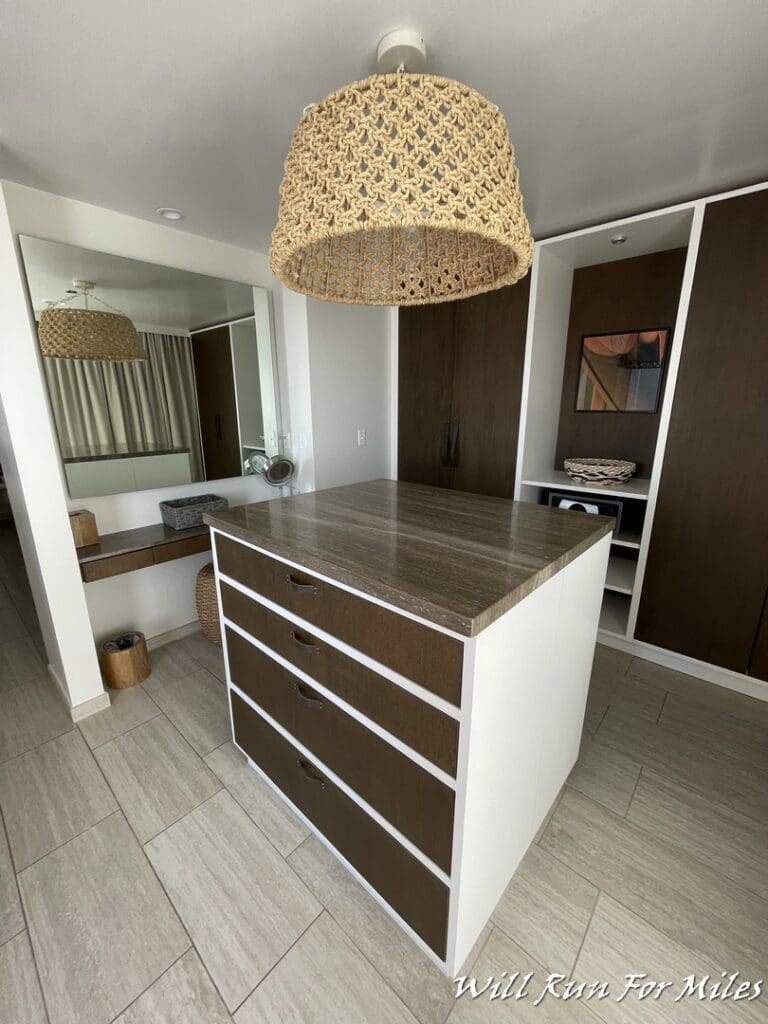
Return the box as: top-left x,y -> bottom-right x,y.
270,70 -> 533,306
38,281 -> 145,362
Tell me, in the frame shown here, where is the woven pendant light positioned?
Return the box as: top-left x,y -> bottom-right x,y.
270,34 -> 533,306
38,280 -> 145,361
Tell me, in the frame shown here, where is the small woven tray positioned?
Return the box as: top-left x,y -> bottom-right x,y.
159,494 -> 228,530
564,459 -> 636,486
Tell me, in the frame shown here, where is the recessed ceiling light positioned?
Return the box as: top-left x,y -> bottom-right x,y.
156,207 -> 184,221
610,233 -> 627,245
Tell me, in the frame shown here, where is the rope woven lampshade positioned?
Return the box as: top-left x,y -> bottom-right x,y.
38,280 -> 145,361
270,52 -> 533,306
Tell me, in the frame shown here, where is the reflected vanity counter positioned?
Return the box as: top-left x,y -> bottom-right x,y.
205,479 -> 612,975
62,443 -> 192,498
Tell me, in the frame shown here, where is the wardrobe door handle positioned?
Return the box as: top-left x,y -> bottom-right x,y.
286,573 -> 317,595
449,420 -> 460,468
215,414 -> 223,440
296,758 -> 325,788
290,630 -> 320,655
440,421 -> 451,466
294,681 -> 324,708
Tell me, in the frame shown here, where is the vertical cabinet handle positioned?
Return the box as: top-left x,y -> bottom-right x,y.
296,758 -> 325,788
440,421 -> 451,466
449,420 -> 460,468
215,414 -> 223,440
286,573 -> 317,595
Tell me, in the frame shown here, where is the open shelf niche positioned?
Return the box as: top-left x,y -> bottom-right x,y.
514,205 -> 699,641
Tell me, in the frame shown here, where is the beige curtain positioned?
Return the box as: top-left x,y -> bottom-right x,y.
43,332 -> 203,479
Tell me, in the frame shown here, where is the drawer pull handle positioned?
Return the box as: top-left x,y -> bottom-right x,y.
290,630 -> 320,655
286,573 -> 317,595
297,757 -> 325,788
295,682 -> 324,708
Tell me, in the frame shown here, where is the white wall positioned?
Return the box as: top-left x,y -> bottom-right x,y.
306,299 -> 394,490
0,180 -> 315,708
0,180 -> 396,708
0,188 -> 103,707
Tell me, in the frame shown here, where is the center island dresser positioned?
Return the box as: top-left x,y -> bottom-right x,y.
205,479 -> 612,975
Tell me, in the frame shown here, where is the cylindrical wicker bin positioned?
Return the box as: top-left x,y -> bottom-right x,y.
99,632 -> 150,689
196,563 -> 222,645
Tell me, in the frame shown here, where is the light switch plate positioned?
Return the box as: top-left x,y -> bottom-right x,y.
357,428 -> 367,447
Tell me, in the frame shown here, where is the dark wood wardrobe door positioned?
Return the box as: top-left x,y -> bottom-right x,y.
749,594 -> 768,682
398,303 -> 456,488
636,191 -> 768,672
191,326 -> 241,481
449,279 -> 530,498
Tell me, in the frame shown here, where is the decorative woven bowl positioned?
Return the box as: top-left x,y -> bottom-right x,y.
564,458 -> 636,486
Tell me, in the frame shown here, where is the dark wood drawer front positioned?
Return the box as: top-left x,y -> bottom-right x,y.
153,533 -> 211,564
221,584 -> 459,776
231,692 -> 449,957
227,627 -> 455,872
80,549 -> 154,582
215,534 -> 463,705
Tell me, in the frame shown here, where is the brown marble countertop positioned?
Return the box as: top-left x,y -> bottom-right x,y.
205,480 -> 613,637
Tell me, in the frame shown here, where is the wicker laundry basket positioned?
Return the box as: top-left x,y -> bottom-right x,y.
195,563 -> 222,646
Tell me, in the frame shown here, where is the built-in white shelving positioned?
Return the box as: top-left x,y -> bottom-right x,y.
599,591 -> 630,637
521,470 -> 650,501
605,555 -> 637,595
512,195 -> 707,651
611,527 -> 642,550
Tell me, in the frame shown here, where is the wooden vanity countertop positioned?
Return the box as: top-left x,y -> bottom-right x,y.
205,479 -> 613,637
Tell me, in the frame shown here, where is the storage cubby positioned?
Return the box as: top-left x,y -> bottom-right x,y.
515,205 -> 698,641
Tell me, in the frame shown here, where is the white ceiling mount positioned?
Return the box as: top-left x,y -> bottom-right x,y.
376,30 -> 427,73
72,279 -> 95,292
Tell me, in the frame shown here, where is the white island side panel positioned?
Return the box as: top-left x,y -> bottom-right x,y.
448,534 -> 610,972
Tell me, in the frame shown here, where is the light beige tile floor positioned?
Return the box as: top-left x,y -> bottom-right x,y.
0,522 -> 767,1023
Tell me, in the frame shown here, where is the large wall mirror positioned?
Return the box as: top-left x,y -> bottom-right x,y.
19,236 -> 280,499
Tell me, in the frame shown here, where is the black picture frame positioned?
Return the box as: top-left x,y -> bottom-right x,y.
574,327 -> 672,414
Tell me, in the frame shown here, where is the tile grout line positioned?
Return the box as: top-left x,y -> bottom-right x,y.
84,751 -> 235,1018
437,928 -> 496,1024
1,802 -> 53,1024
540,789 -> 768,973
13,806 -> 120,876
0,718 -> 76,767
82,706 -> 166,750
569,884 -> 601,977
319,904 -> 439,1024
228,907 -> 324,1016
592,714 -> 768,829
656,689 -> 669,725
623,764 -> 643,819
105,946 -> 193,1024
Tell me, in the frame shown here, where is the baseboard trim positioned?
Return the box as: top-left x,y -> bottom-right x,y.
146,621 -> 201,650
47,663 -> 112,721
71,691 -> 112,722
597,631 -> 768,703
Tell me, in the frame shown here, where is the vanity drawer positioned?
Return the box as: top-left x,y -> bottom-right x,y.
227,627 -> 455,872
221,583 -> 459,776
231,692 -> 450,958
215,534 -> 463,705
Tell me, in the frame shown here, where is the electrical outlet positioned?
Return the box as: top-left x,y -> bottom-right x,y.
356,428 -> 367,447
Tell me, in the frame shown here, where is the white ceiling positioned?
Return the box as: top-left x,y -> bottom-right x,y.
19,236 -> 255,331
2,0 -> 767,252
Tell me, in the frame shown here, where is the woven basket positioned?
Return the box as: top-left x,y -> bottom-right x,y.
564,459 -> 636,486
195,563 -> 221,646
160,494 -> 228,531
